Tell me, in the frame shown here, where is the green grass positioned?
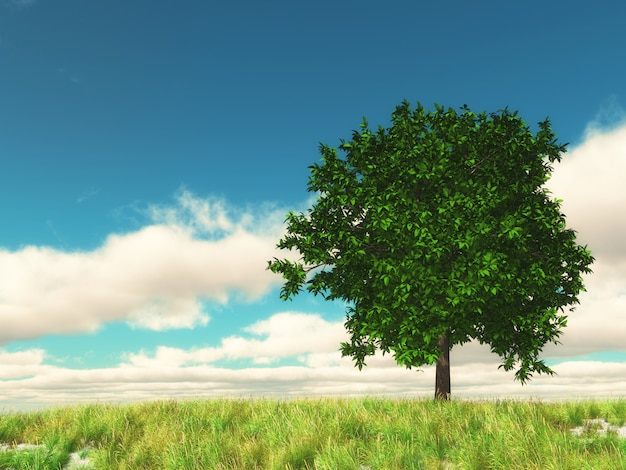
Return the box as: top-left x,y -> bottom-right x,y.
0,397 -> 624,469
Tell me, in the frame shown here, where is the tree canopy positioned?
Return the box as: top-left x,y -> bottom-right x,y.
268,101 -> 594,396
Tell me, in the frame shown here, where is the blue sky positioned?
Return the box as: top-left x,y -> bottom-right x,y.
1,0 -> 625,409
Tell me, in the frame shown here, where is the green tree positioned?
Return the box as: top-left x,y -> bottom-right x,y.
268,101 -> 594,399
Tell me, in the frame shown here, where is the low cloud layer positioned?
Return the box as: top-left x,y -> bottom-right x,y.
1,311 -> 624,411
0,192 -> 287,344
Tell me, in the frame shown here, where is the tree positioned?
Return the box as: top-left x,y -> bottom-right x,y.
268,101 -> 594,399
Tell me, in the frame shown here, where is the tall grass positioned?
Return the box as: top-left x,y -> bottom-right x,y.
0,397 -> 624,469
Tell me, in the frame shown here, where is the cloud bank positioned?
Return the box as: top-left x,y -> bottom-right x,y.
1,311 -> 624,411
0,191 -> 287,344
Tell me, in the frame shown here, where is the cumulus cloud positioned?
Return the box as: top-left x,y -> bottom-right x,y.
547,122 -> 626,262
544,104 -> 626,358
0,192 -> 288,344
124,312 -> 347,367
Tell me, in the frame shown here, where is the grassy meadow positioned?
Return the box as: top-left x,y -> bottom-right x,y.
0,397 -> 624,469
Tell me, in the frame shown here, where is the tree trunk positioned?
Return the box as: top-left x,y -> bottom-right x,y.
435,332 -> 451,400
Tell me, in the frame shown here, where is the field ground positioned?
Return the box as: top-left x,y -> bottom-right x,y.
0,397 -> 625,469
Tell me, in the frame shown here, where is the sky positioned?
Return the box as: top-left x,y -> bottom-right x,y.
0,0 -> 625,410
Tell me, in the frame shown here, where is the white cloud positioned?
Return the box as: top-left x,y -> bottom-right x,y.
548,120 -> 626,261
0,192 -> 288,343
242,312 -> 346,357
1,340 -> 624,411
148,190 -> 289,239
543,115 -> 626,359
148,191 -> 235,236
0,348 -> 45,380
125,312 -> 347,367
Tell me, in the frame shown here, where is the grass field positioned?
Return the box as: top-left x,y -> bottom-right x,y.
0,397 -> 624,469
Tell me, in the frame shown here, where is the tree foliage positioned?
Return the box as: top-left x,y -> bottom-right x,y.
268,101 -> 594,386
